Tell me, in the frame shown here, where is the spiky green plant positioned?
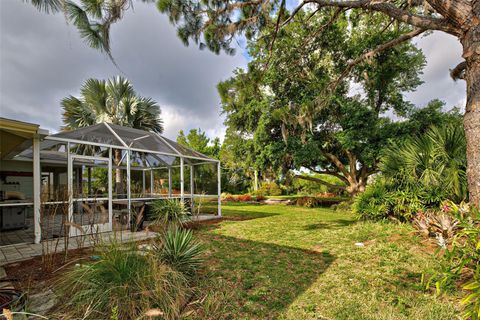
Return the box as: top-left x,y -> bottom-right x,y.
151,199 -> 190,227
155,227 -> 204,276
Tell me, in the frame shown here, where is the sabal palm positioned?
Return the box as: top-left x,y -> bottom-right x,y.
382,125 -> 467,201
62,76 -> 163,133
62,76 -> 163,194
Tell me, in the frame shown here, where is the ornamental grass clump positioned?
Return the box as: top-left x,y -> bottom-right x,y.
54,241 -> 188,319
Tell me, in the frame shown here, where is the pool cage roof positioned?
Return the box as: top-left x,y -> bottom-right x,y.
19,123 -> 218,168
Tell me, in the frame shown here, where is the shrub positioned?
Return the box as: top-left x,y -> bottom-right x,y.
151,199 -> 189,227
255,195 -> 266,201
352,180 -> 391,220
222,194 -> 252,202
382,124 -> 467,202
55,242 -> 188,319
353,178 -> 448,221
258,182 -> 282,196
295,196 -> 320,208
222,193 -> 235,202
237,194 -> 252,202
155,227 -> 204,276
331,200 -> 352,212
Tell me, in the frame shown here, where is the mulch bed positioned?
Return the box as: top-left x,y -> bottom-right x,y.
3,219 -> 221,291
3,247 -> 94,291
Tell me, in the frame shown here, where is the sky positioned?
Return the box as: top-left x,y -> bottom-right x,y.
0,0 -> 466,141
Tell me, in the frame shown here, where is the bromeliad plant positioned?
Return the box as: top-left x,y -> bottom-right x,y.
423,201 -> 480,319
412,209 -> 460,247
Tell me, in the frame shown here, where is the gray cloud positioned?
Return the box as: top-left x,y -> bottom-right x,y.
406,32 -> 466,110
0,0 -> 246,139
0,1 -> 467,142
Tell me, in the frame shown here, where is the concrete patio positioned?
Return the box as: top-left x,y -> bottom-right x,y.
0,214 -> 221,266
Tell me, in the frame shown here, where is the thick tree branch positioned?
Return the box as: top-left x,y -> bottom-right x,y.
345,150 -> 357,178
295,174 -> 346,189
322,151 -> 350,178
329,28 -> 426,93
450,60 -> 467,80
307,166 -> 350,183
286,0 -> 460,35
425,0 -> 472,28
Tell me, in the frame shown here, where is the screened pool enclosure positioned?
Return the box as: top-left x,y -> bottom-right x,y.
0,121 -> 221,245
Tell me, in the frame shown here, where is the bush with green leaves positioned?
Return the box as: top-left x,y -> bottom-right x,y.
354,124 -> 467,221
151,198 -> 189,226
155,227 -> 204,276
353,178 -> 449,221
55,241 -> 188,319
257,182 -> 282,196
382,124 -> 467,202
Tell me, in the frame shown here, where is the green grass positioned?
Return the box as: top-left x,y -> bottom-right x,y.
194,203 -> 460,319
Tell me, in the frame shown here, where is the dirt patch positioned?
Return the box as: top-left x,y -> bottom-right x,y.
3,247 -> 93,291
387,234 -> 404,243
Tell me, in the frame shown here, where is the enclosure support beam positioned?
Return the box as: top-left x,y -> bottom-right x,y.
142,170 -> 146,196
33,134 -> 41,244
67,142 -> 73,236
190,165 -> 194,213
87,167 -> 92,196
180,158 -> 184,202
150,169 -> 154,195
168,168 -> 172,197
217,162 -> 222,217
108,148 -> 113,231
126,149 -> 131,229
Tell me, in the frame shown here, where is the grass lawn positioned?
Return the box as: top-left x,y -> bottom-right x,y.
194,203 -> 459,320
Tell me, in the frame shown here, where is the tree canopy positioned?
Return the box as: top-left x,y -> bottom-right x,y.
217,11 -> 441,195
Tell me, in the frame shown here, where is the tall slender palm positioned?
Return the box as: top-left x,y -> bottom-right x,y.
61,76 -> 163,194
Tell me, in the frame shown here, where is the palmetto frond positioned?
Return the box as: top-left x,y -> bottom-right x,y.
61,76 -> 163,133
382,124 -> 467,201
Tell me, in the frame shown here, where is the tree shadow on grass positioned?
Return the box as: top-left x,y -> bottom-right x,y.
303,219 -> 357,230
199,232 -> 335,319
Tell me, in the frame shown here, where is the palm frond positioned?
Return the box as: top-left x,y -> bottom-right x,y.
26,0 -> 63,13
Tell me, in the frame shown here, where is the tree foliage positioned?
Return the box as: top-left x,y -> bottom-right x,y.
177,128 -> 220,158
217,11 -> 434,196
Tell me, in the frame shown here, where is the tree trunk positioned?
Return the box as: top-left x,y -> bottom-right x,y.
462,28 -> 480,207
345,180 -> 367,196
114,149 -> 124,196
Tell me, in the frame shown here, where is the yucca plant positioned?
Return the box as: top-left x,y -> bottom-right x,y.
151,199 -> 190,227
155,227 -> 204,276
54,241 -> 187,319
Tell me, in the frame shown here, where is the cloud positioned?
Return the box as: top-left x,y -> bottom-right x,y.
0,1 -> 467,144
406,32 -> 466,110
0,0 -> 246,139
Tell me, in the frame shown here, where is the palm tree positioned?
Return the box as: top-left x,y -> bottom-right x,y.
61,76 -> 163,194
